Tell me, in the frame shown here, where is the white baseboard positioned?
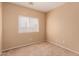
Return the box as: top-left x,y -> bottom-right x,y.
2,41 -> 45,52
47,40 -> 79,55
3,40 -> 79,55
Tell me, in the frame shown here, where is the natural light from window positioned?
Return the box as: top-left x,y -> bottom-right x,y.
19,15 -> 39,33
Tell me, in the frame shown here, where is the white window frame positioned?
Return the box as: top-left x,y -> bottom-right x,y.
18,15 -> 39,33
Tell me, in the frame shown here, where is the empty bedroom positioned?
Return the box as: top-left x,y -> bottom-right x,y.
0,2 -> 79,56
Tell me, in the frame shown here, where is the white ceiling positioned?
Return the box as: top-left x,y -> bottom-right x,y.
11,2 -> 65,12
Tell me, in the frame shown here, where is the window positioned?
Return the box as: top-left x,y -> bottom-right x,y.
19,15 -> 39,33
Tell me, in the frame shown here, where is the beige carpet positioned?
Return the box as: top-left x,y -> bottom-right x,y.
2,42 -> 79,56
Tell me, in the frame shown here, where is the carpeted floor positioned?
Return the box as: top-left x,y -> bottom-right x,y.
2,42 -> 79,56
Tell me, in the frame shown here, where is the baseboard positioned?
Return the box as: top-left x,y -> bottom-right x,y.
3,40 -> 79,55
2,41 -> 45,52
47,40 -> 79,55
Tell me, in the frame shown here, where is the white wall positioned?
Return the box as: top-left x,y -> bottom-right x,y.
47,3 -> 79,53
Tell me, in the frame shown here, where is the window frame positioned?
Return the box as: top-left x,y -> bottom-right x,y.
18,15 -> 39,33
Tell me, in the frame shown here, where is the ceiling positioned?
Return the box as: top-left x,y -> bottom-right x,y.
11,2 -> 65,12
